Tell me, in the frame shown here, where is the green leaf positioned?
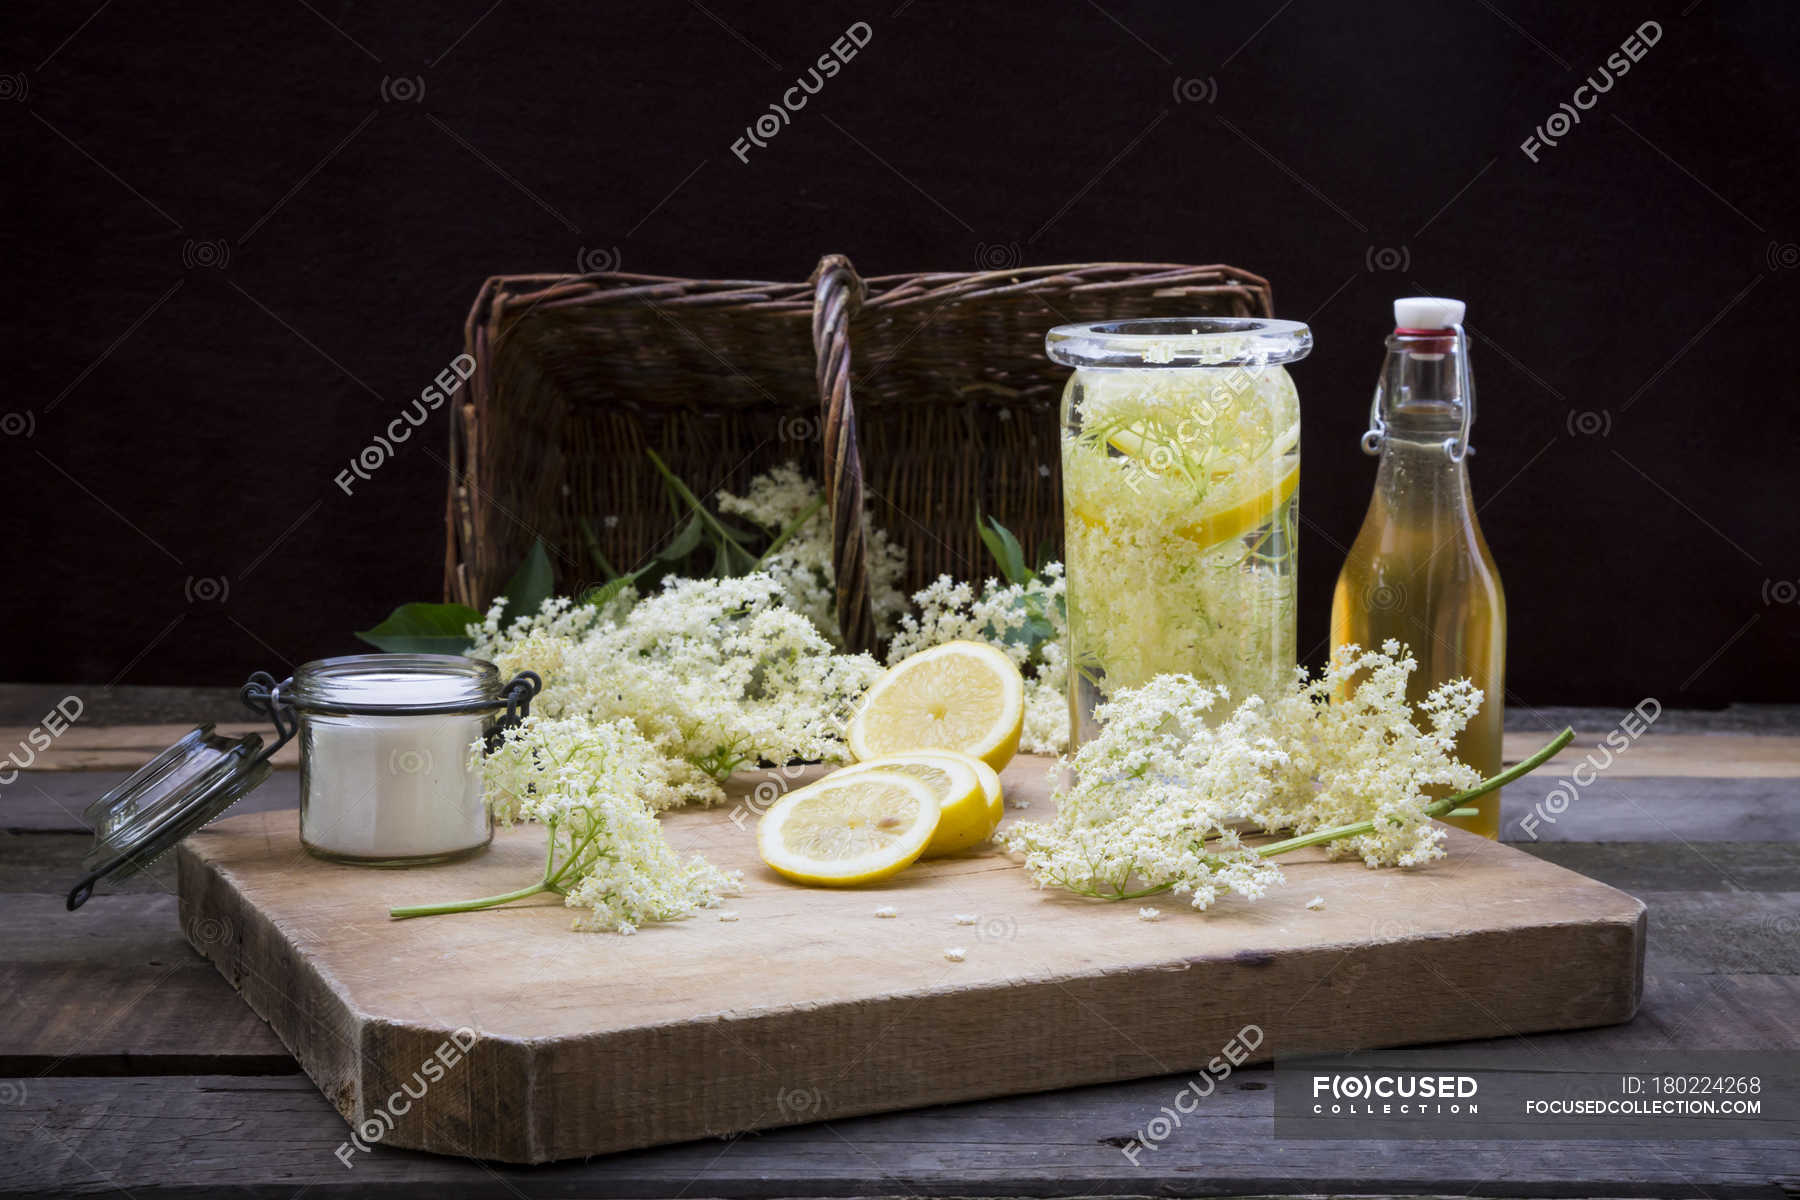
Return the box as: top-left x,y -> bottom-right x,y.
355,602 -> 483,654
976,514 -> 1031,585
502,538 -> 555,621
658,513 -> 706,562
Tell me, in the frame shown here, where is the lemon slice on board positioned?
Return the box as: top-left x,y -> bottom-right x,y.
847,642 -> 1025,772
757,771 -> 941,886
827,751 -> 991,856
962,753 -> 1005,833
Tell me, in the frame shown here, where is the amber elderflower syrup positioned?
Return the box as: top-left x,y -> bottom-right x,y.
1331,297 -> 1506,837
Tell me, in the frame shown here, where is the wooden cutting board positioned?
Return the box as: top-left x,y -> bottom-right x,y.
175,755 -> 1645,1163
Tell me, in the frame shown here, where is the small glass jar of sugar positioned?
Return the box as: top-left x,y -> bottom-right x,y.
286,654 -> 538,866
64,657 -> 540,906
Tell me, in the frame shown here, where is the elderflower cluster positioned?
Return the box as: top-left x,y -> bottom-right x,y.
887,565 -> 1070,754
1004,642 -> 1484,907
1254,641 -> 1483,868
469,572 -> 883,807
714,464 -> 909,640
482,715 -> 742,933
1003,675 -> 1288,909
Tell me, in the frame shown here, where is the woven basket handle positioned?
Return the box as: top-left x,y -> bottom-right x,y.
809,254 -> 879,655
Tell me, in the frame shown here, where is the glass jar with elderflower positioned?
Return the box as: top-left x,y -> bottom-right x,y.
1046,317 -> 1312,747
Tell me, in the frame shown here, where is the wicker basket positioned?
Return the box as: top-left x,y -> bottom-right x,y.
447,257 -> 1273,654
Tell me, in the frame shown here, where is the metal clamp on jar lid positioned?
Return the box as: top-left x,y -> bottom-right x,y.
65,658 -> 540,908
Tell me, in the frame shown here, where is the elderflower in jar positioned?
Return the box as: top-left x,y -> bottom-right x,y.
1047,317 -> 1311,746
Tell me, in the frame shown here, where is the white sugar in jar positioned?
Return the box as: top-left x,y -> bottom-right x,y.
289,655 -> 528,866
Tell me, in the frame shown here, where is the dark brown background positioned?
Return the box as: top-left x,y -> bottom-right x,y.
4,1 -> 1795,707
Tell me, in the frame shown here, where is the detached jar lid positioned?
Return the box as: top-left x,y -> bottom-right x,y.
67,724 -> 273,910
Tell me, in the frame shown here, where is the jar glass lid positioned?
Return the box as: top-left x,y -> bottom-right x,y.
1046,317 -> 1312,369
288,653 -> 503,716
68,724 -> 271,909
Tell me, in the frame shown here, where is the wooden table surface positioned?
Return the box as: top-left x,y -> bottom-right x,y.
4,687 -> 1797,1198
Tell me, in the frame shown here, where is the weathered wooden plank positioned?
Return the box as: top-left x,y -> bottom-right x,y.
1519,841 -> 1800,892
1504,704 -> 1800,735
5,893 -> 197,964
0,722 -> 301,771
1640,891 -> 1800,975
0,830 -> 177,894
0,684 -> 247,727
1502,730 -> 1800,777
2,1066 -> 1794,1198
5,769 -> 301,832
0,963 -> 293,1076
1498,776 -> 1800,843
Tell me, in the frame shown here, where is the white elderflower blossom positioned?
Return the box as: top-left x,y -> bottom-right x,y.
1004,675 -> 1287,909
887,563 -> 1070,754
715,464 -> 908,640
471,573 -> 883,807
1253,641 -> 1483,869
422,715 -> 743,934
1003,643 -> 1489,908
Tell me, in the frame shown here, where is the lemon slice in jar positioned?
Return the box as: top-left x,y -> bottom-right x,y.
847,642 -> 1025,773
757,771 -> 941,886
1069,455 -> 1298,552
1174,457 -> 1299,549
825,751 -> 992,856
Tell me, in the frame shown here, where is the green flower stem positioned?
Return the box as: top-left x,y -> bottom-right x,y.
389,881 -> 552,921
753,495 -> 826,569
390,806 -> 620,920
645,448 -> 754,560
1255,727 -> 1575,859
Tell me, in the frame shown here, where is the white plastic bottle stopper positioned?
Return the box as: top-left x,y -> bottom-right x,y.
1394,296 -> 1466,330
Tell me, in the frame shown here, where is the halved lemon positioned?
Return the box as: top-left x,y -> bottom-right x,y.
757,771 -> 941,886
828,751 -> 990,856
847,642 -> 1025,772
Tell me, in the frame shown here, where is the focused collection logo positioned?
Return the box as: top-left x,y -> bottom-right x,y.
1310,1072 -> 1479,1116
